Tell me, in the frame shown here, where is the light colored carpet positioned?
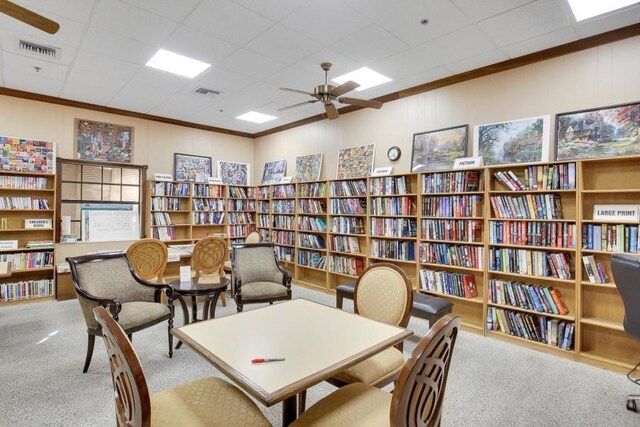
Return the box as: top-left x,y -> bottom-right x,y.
0,284 -> 639,426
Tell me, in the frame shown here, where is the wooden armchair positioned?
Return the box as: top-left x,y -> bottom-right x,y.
67,252 -> 175,373
231,242 -> 292,312
126,238 -> 168,282
191,236 -> 228,309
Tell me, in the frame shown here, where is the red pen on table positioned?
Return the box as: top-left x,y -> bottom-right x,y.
251,357 -> 286,364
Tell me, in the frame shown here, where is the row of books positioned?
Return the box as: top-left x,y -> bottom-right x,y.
0,279 -> 53,302
299,182 -> 327,198
272,184 -> 296,198
258,214 -> 270,228
582,223 -> 640,253
422,171 -> 481,193
152,225 -> 175,240
487,307 -> 575,350
419,269 -> 478,298
272,200 -> 295,214
193,183 -> 223,198
25,241 -> 54,249
227,199 -> 256,211
581,255 -> 608,284
193,212 -> 224,225
228,212 -> 254,225
258,229 -> 270,242
228,224 -> 256,238
257,200 -> 270,213
152,212 -> 172,226
298,250 -> 326,269
273,214 -> 294,229
370,197 -> 415,216
298,216 -> 327,232
152,182 -> 190,197
151,197 -> 181,211
0,175 -> 48,190
419,243 -> 483,269
329,235 -> 361,254
331,180 -> 367,197
0,197 -> 50,210
275,246 -> 294,262
328,255 -> 364,276
489,248 -> 574,279
493,163 -> 576,191
272,230 -> 295,246
228,187 -> 255,198
369,239 -> 415,261
192,198 -> 224,211
298,199 -> 325,214
258,186 -> 270,199
421,195 -> 483,218
489,221 -> 577,248
330,199 -> 367,215
330,217 -> 364,235
0,251 -> 53,270
370,218 -> 417,238
421,219 -> 482,243
298,233 -> 326,249
369,176 -> 411,196
488,279 -> 569,315
490,194 -> 563,220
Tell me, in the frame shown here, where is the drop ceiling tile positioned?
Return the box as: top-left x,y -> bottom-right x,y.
73,50 -> 140,81
3,67 -> 64,97
0,10 -> 87,48
245,25 -> 322,65
121,0 -> 200,22
234,81 -> 289,106
148,92 -> 221,119
281,0 -> 371,45
230,0 -> 307,21
14,0 -> 96,23
479,0 -> 571,47
127,68 -> 192,94
292,48 -> 363,80
333,24 -> 409,64
162,27 -> 238,67
399,67 -> 453,89
445,49 -> 510,74
184,0 -> 274,45
573,5 -> 640,38
92,0 -> 178,46
194,67 -> 256,93
264,65 -> 321,91
0,30 -> 78,65
108,82 -> 177,114
451,0 -> 534,21
2,51 -> 69,81
219,49 -> 284,80
502,26 -> 578,58
345,0 -> 471,46
81,27 -> 158,65
61,69 -> 127,105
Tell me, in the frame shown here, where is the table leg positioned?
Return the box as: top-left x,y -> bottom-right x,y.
207,290 -> 223,319
191,296 -> 198,322
282,395 -> 298,427
203,297 -> 211,320
175,295 -> 189,350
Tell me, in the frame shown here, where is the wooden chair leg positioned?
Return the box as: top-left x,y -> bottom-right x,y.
220,292 -> 227,307
127,334 -> 132,341
298,390 -> 307,416
82,333 -> 95,373
336,292 -> 344,309
168,317 -> 174,358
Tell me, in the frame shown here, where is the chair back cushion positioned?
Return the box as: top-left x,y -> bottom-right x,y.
245,231 -> 260,244
354,264 -> 413,327
192,237 -> 227,276
75,257 -> 155,303
94,306 -> 151,427
390,314 -> 460,427
126,239 -> 168,281
611,253 -> 640,340
233,244 -> 282,284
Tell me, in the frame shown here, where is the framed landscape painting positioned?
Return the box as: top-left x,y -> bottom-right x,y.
174,153 -> 212,182
218,160 -> 250,186
75,119 -> 133,163
556,102 -> 640,161
294,153 -> 323,182
336,144 -> 375,179
261,159 -> 287,184
474,115 -> 550,165
411,125 -> 468,172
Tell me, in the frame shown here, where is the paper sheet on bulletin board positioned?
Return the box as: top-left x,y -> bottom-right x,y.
81,204 -> 140,242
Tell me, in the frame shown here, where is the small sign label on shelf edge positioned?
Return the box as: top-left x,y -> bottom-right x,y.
593,205 -> 640,222
154,173 -> 173,181
453,156 -> 483,169
372,167 -> 393,176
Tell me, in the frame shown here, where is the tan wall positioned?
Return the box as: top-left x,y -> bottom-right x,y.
254,36 -> 640,181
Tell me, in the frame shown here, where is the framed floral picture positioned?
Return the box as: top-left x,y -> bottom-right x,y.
174,153 -> 212,182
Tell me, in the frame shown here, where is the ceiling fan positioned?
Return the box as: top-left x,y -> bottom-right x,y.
0,0 -> 60,34
279,62 -> 383,120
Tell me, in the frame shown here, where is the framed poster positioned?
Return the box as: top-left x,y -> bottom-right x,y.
218,160 -> 250,186
75,119 -> 133,163
556,101 -> 640,161
0,135 -> 55,173
411,125 -> 468,172
261,159 -> 287,185
174,153 -> 212,182
294,153 -> 323,182
336,144 -> 375,179
474,115 -> 550,165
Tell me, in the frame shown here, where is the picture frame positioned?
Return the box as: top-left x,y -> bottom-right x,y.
261,159 -> 287,185
474,115 -> 550,165
0,135 -> 55,174
555,101 -> 640,161
174,153 -> 212,182
75,119 -> 133,163
410,125 -> 468,172
218,160 -> 250,186
336,144 -> 375,179
294,153 -> 323,182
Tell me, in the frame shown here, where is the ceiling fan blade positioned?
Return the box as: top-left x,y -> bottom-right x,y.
280,87 -> 315,97
324,102 -> 339,120
330,80 -> 359,97
338,97 -> 383,109
0,0 -> 60,34
277,100 -> 319,111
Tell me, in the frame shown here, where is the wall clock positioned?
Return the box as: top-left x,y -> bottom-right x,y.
387,146 -> 401,161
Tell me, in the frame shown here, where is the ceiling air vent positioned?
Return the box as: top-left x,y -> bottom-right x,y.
192,87 -> 222,99
18,39 -> 59,60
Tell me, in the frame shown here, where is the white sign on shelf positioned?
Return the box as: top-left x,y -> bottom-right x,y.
453,156 -> 483,169
0,240 -> 18,250
207,177 -> 223,184
25,219 -> 53,229
154,172 -> 173,181
179,266 -> 192,283
371,167 -> 393,176
593,205 -> 640,222
280,176 -> 293,183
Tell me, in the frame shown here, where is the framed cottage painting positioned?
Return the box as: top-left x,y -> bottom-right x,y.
474,116 -> 550,165
174,153 -> 212,182
0,135 -> 55,173
218,160 -> 250,186
294,153 -> 323,182
261,159 -> 287,184
411,125 -> 468,172
75,119 -> 133,163
336,144 -> 375,179
556,101 -> 640,161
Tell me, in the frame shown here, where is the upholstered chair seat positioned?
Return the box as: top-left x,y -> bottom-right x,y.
240,281 -> 289,301
116,302 -> 172,331
332,346 -> 405,385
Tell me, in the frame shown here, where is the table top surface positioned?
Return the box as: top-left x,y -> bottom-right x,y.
171,298 -> 412,406
168,276 -> 230,294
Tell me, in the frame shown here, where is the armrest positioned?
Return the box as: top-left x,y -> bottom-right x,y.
275,260 -> 292,288
74,284 -> 122,319
130,269 -> 175,302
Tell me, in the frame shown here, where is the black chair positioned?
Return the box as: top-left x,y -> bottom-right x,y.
611,253 -> 640,412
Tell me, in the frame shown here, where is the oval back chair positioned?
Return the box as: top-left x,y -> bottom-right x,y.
245,231 -> 260,244
126,238 -> 168,282
192,237 -> 227,277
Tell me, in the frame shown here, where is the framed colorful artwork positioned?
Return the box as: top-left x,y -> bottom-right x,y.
293,153 -> 323,182
261,159 -> 287,184
555,101 -> 640,161
174,153 -> 212,182
0,135 -> 55,174
336,144 -> 375,179
75,119 -> 133,163
218,160 -> 250,186
410,125 -> 468,172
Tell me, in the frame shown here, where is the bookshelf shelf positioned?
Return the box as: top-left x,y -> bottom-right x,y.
420,262 -> 483,273
489,243 -> 576,252
581,189 -> 640,193
486,330 -> 575,357
329,250 -> 366,257
580,317 -> 624,331
487,302 -> 575,321
419,289 -> 483,304
421,191 -> 484,196
489,189 -> 576,194
369,256 -> 416,265
488,270 -> 575,284
420,239 -> 484,245
581,281 -> 616,289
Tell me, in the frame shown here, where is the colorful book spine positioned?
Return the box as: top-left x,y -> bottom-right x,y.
419,269 -> 478,298
487,307 -> 574,350
419,243 -> 483,269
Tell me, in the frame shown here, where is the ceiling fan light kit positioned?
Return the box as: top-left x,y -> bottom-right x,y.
279,62 -> 383,120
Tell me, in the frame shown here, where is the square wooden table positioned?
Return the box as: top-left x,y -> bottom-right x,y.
171,298 -> 413,426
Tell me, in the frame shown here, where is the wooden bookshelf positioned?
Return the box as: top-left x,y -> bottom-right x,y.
256,185 -> 271,243
271,183 -> 297,272
226,185 -> 257,246
148,180 -> 192,242
296,181 -> 328,290
0,171 -> 56,305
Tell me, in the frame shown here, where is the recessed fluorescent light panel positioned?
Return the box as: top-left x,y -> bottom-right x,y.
236,111 -> 277,124
567,0 -> 638,21
145,49 -> 210,78
332,67 -> 392,91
